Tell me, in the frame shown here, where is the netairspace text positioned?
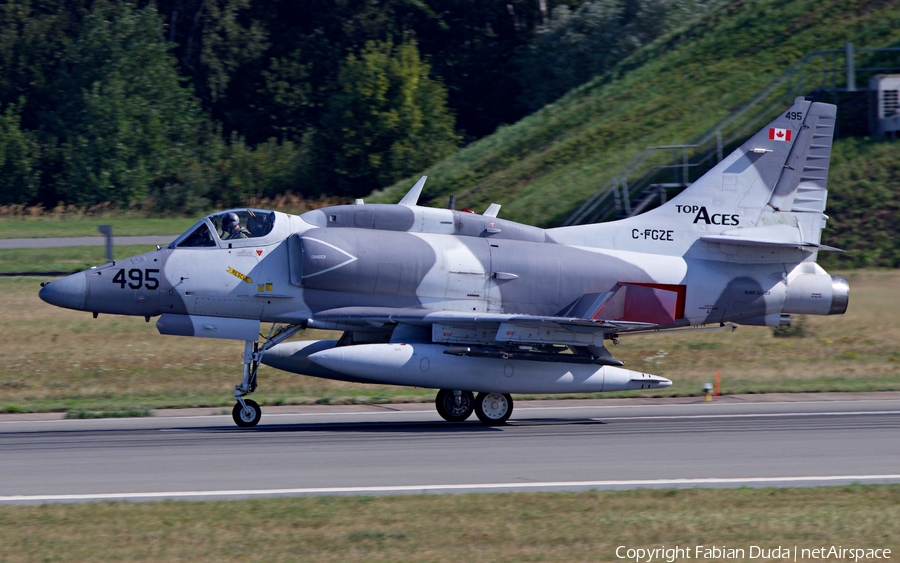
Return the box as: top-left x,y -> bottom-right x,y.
616,545 -> 892,562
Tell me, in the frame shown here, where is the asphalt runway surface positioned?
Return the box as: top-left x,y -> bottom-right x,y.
1,396 -> 899,504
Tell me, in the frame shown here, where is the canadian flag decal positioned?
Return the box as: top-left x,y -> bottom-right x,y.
255,249 -> 263,256
768,127 -> 792,142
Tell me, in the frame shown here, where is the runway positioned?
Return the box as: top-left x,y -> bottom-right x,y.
1,396 -> 899,503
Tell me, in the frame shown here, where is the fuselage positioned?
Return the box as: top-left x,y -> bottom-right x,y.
39,202 -> 848,329
35,98 -> 851,426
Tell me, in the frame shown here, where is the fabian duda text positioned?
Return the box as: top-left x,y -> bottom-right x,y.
616,545 -> 892,562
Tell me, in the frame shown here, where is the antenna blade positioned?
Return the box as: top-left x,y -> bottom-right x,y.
399,176 -> 427,206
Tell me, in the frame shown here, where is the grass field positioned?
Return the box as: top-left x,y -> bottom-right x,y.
0,216 -> 195,239
0,486 -> 896,562
1,269 -> 898,415
0,245 -> 163,274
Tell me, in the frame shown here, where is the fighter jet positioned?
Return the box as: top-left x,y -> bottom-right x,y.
39,97 -> 848,427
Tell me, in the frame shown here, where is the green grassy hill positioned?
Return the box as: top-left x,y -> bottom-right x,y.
823,138 -> 900,268
368,0 -> 900,265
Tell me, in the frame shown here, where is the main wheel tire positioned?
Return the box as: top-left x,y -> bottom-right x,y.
474,392 -> 513,425
435,389 -> 475,422
232,399 -> 262,428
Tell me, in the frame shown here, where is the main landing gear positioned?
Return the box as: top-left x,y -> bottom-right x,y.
474,392 -> 513,425
231,324 -> 304,428
434,389 -> 514,425
435,389 -> 475,422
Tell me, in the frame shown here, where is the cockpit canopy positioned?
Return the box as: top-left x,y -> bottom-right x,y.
172,209 -> 277,248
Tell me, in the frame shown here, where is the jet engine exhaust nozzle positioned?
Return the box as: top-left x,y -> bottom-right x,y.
783,272 -> 850,316
829,275 -> 849,315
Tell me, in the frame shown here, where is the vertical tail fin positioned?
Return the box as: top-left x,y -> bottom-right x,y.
548,98 -> 839,255
646,97 -> 837,249
658,97 -> 836,226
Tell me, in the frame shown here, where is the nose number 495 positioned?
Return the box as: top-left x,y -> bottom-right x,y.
112,268 -> 160,290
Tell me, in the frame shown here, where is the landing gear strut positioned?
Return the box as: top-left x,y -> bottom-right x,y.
435,389 -> 475,422
231,323 -> 305,428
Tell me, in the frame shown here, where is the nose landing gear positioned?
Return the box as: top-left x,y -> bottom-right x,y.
231,324 -> 305,428
233,399 -> 261,427
233,340 -> 262,427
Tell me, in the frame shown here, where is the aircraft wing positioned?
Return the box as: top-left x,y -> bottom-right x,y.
309,307 -> 659,344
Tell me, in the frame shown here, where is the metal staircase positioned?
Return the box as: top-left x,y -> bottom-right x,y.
562,43 -> 900,226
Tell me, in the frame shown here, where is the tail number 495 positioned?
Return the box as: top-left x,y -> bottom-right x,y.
112,268 -> 160,290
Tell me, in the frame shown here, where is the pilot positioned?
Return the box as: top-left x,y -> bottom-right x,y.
221,212 -> 251,240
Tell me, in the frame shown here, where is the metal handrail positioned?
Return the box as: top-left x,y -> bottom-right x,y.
561,44 -> 900,226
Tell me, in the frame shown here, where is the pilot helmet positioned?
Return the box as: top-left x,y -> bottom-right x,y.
222,212 -> 239,232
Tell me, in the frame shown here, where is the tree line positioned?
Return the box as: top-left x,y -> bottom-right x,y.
0,0 -> 717,212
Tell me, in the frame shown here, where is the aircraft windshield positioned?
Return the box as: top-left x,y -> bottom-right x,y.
210,210 -> 276,240
176,222 -> 216,248
172,209 -> 276,249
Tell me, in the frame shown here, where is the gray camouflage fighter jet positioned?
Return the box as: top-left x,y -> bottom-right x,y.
40,98 -> 848,427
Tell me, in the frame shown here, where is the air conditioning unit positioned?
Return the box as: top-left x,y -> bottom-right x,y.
869,74 -> 900,137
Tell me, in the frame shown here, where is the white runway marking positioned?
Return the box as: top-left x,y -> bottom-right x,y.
1,398 -> 898,424
4,475 -> 900,503
594,410 -> 900,421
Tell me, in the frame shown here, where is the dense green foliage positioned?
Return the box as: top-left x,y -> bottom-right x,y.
0,101 -> 40,204
319,38 -> 461,193
517,0 -> 719,111
0,0 -> 896,267
1,0 -> 465,207
47,2 -> 204,207
819,138 -> 900,269
373,0 -> 900,229
0,0 -> 719,209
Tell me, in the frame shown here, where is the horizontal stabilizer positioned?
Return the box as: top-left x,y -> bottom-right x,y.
701,235 -> 843,251
700,223 -> 843,251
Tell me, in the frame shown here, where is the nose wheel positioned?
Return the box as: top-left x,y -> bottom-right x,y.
435,389 -> 475,422
474,392 -> 513,425
232,399 -> 261,427
229,324 -> 306,428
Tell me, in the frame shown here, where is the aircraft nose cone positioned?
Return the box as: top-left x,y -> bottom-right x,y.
39,272 -> 87,311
